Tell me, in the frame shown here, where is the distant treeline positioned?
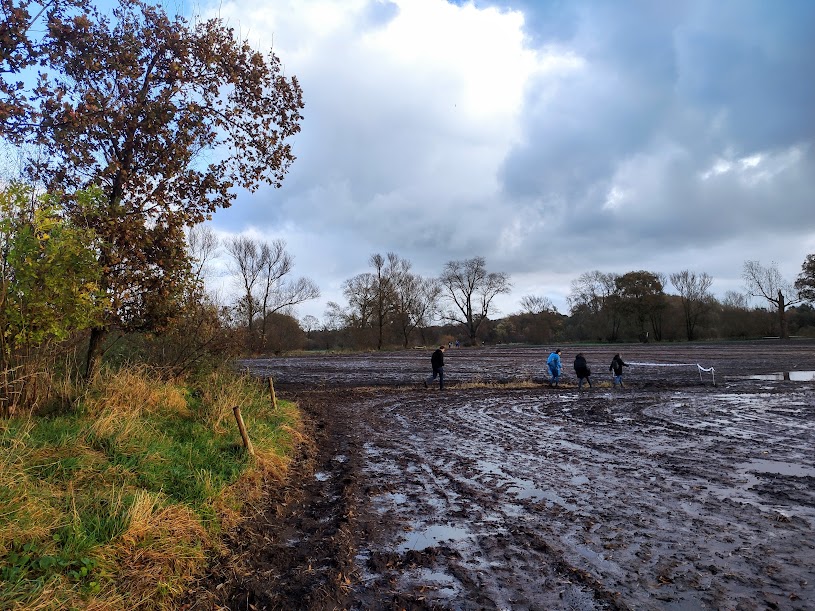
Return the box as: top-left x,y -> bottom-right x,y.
292,300 -> 815,353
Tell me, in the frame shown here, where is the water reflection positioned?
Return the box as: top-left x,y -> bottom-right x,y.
397,524 -> 470,552
745,371 -> 815,381
738,459 -> 815,478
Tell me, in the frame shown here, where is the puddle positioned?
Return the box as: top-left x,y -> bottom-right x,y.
562,534 -> 618,571
474,459 -> 581,510
383,492 -> 408,504
503,477 -> 579,510
707,458 -> 815,526
743,371 -> 815,381
400,567 -> 460,596
397,524 -> 470,552
738,459 -> 815,478
372,491 -> 408,512
314,471 -> 330,481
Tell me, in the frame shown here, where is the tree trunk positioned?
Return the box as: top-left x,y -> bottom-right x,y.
84,326 -> 107,381
778,290 -> 788,339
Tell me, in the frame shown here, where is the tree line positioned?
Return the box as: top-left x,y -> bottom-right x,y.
300,254 -> 815,351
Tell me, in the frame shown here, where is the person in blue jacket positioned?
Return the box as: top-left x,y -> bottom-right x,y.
547,349 -> 562,387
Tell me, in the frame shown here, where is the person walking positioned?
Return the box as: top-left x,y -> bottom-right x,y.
547,349 -> 562,387
573,353 -> 592,390
609,353 -> 628,388
425,345 -> 445,390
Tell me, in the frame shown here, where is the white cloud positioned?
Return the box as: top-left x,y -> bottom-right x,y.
702,146 -> 806,186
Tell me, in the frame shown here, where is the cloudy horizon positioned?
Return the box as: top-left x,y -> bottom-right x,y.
195,0 -> 815,322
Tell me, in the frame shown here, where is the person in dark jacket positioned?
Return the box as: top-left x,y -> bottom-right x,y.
425,345 -> 445,390
609,353 -> 628,388
573,353 -> 592,390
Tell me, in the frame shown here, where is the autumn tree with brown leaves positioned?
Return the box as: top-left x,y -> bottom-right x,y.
615,270 -> 666,341
3,0 -> 304,377
1,0 -> 86,127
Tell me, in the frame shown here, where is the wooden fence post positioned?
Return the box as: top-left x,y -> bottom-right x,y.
232,406 -> 255,456
269,377 -> 278,409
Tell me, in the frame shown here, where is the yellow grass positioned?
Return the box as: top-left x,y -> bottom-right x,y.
199,369 -> 251,432
111,499 -> 209,609
213,400 -> 305,531
84,367 -> 190,447
84,367 -> 190,422
0,425 -> 63,555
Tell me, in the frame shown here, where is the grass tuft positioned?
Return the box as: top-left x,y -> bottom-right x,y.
198,369 -> 252,432
84,366 -> 190,422
113,498 -> 209,608
0,422 -> 64,556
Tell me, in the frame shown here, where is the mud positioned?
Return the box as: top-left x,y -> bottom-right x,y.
187,341 -> 815,610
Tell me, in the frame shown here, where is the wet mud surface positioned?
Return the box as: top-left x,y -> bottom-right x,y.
188,341 -> 815,610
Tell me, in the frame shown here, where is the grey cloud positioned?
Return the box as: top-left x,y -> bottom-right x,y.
493,0 -> 815,268
673,3 -> 815,151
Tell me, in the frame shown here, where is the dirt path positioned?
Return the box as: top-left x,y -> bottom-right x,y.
187,341 -> 815,610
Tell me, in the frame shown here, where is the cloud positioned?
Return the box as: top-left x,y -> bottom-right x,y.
200,0 -> 815,320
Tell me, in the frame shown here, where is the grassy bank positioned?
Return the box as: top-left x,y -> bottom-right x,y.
0,366 -> 302,610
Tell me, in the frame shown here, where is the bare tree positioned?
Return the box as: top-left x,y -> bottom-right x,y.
323,301 -> 347,332
742,260 -> 802,339
342,272 -> 377,330
369,253 -> 401,350
440,257 -> 511,344
391,261 -> 442,347
300,314 -> 319,336
256,240 -> 319,343
337,253 -> 439,348
519,295 -> 557,315
670,270 -> 713,341
723,290 -> 749,309
187,224 -> 220,286
226,236 -> 264,330
226,236 -> 319,342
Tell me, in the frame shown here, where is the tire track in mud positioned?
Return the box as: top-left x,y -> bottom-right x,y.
354,391 -> 621,610
345,385 -> 815,610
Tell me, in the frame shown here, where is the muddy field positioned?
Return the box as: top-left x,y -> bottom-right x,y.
187,341 -> 815,610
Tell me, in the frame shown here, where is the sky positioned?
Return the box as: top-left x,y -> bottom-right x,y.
193,0 -> 815,322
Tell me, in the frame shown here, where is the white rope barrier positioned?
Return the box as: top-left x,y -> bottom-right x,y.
626,362 -> 696,366
697,364 -> 716,385
626,362 -> 716,385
